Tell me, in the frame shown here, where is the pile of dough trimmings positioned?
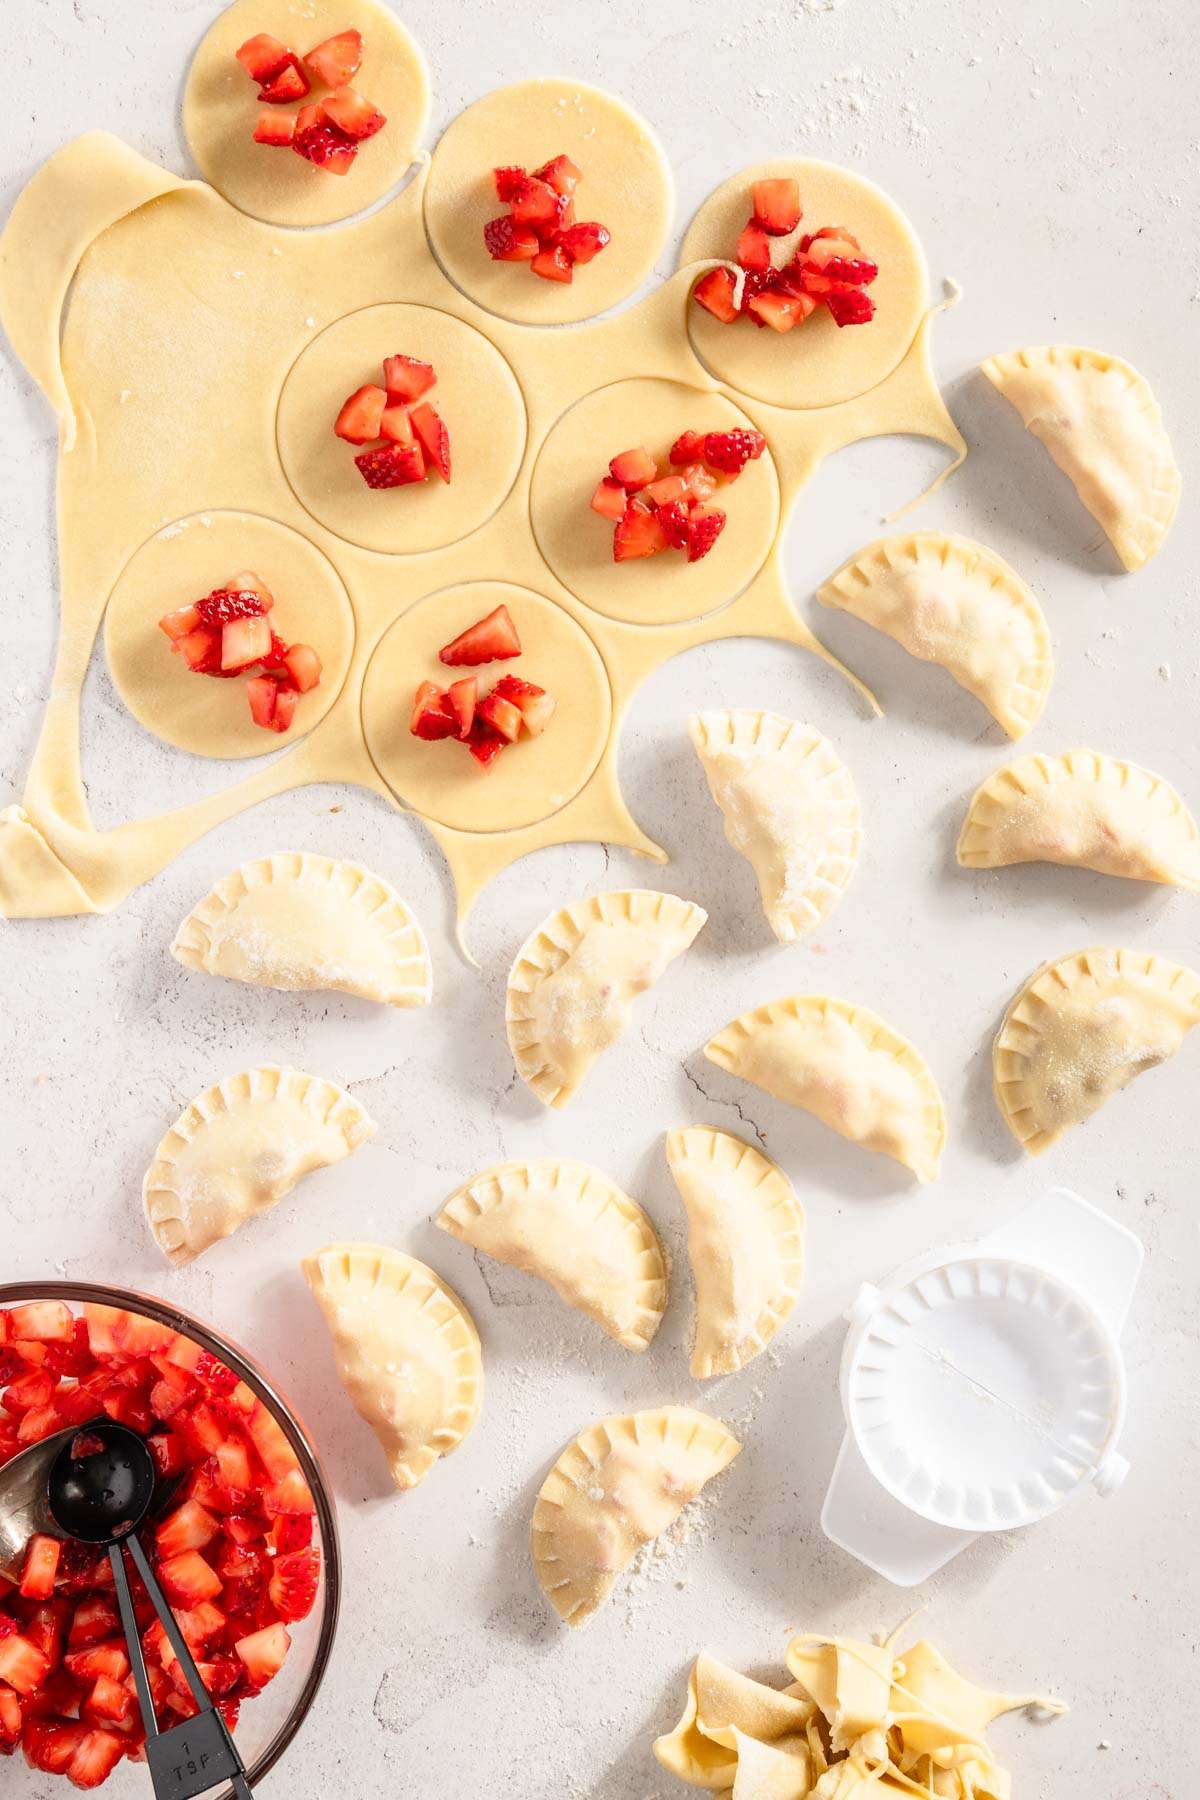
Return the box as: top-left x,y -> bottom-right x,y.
655,1622 -> 1065,1799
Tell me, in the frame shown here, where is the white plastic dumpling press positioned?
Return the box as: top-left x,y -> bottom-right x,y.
821,1187 -> 1143,1586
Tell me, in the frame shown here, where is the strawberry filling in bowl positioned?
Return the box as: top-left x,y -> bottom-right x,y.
0,1284 -> 339,1792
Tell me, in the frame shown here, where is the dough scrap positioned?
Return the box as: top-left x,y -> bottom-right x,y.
957,748 -> 1200,890
531,1405 -> 740,1627
657,1623 -> 1064,1799
689,710 -> 860,942
436,1158 -> 667,1352
816,532 -> 1052,739
143,1065 -> 375,1265
302,1242 -> 482,1492
705,996 -> 945,1182
993,945 -> 1200,1155
665,1126 -> 805,1378
507,890 -> 707,1108
981,344 -> 1180,571
171,851 -> 432,1007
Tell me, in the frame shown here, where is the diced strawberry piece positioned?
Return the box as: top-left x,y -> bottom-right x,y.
18,1403 -> 64,1446
19,1538 -> 61,1603
0,1685 -> 21,1748
244,1403 -> 297,1483
804,228 -> 862,263
68,1599 -> 120,1651
532,153 -> 582,196
3,1370 -> 53,1414
476,692 -> 523,743
645,474 -> 688,507
258,56 -> 309,105
269,1514 -> 313,1554
157,604 -> 200,643
221,616 -> 272,672
531,245 -> 572,283
67,1727 -> 125,1789
702,428 -> 766,475
268,1548 -> 321,1623
736,267 -> 778,315
409,403 -> 451,482
379,403 -> 413,445
736,221 -> 772,271
0,1637 -> 50,1697
304,29 -> 362,89
438,604 -> 522,666
22,1718 -> 88,1774
8,1303 -> 71,1343
444,676 -> 476,739
656,499 -> 690,550
83,1675 -> 134,1726
282,643 -> 322,693
234,1624 -> 290,1689
246,675 -> 282,731
173,1602 -> 225,1653
64,1646 -> 129,1685
825,288 -> 876,326
253,109 -> 297,148
159,1552 -> 222,1609
214,1435 -> 253,1496
410,682 -> 456,740
493,165 -> 526,202
321,87 -> 386,140
483,216 -> 540,261
235,34 -> 291,86
516,691 -> 557,737
509,177 -> 562,231
752,178 -> 802,236
354,441 -> 426,487
465,720 -> 506,767
293,120 -> 357,173
746,289 -> 809,332
821,255 -> 878,286
608,446 -> 658,491
677,462 -> 717,505
590,477 -> 627,521
687,508 -> 727,562
493,674 -> 543,702
383,354 -> 437,403
155,1500 -> 219,1561
668,431 -> 706,465
175,625 -> 223,675
197,585 -> 267,626
334,383 -> 387,443
613,502 -> 668,562
559,221 -> 610,264
692,267 -> 739,323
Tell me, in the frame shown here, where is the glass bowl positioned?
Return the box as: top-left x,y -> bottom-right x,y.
0,1280 -> 340,1797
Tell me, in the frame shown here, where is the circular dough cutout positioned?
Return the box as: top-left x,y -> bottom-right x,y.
679,159 -> 928,410
424,79 -> 673,326
277,304 -> 527,556
531,378 -> 780,626
183,0 -> 429,229
362,583 -> 611,834
105,512 -> 355,761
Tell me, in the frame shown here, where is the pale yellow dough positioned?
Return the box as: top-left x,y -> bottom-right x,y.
436,1158 -> 667,1352
424,78 -> 673,326
183,0 -> 430,229
679,159 -> 929,410
104,511 -> 356,761
531,378 -> 780,626
302,1242 -> 482,1492
993,946 -> 1200,1155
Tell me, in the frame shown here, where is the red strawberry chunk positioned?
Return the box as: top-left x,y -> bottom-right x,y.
656,499 -> 690,550
531,245 -> 572,283
509,177 -> 562,231
235,34 -> 291,86
608,446 -> 658,491
532,153 -> 582,196
516,691 -> 557,737
268,1549 -> 320,1623
282,643 -> 322,693
321,87 -> 387,141
159,1552 -> 222,1608
483,216 -> 540,261
736,221 -> 772,271
0,1685 -> 21,1747
234,1623 -> 290,1689
157,603 -> 200,643
67,1727 -> 125,1789
64,1645 -> 130,1685
334,383 -> 387,444
380,403 -> 413,445
476,692 -> 523,743
221,615 -> 272,672
692,267 -> 739,323
613,503 -> 668,562
645,474 -> 688,507
687,508 -> 727,563
493,675 -> 543,702
409,403 -> 451,482
258,57 -> 309,105
246,675 -> 294,732
383,354 -> 436,403
194,587 -> 266,627
746,289 -> 811,332
825,288 -> 876,326
438,604 -> 521,666
304,29 -> 362,89
668,431 -> 706,466
590,477 -> 627,521
23,1718 -> 88,1774
821,255 -> 878,286
293,119 -> 357,174
355,441 -> 426,488
83,1675 -> 134,1726
559,221 -> 610,264
410,682 -> 456,740
8,1302 -> 72,1342
702,428 -> 766,475
677,461 -> 717,505
493,165 -> 527,202
752,178 -> 802,236
0,1636 -> 50,1697
156,1500 -> 219,1561
19,1537 -> 61,1602
443,676 -> 477,739
175,625 -> 224,675
253,110 -> 297,147
465,720 -> 506,767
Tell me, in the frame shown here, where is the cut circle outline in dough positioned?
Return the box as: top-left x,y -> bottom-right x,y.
530,378 -> 781,627
678,158 -> 928,410
423,77 -> 673,327
103,510 -> 356,762
276,302 -> 528,557
361,581 -> 613,835
182,0 -> 431,230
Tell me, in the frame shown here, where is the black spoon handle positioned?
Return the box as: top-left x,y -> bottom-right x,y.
108,1541 -> 160,1744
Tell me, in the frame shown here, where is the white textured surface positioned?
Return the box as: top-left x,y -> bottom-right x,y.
2,1 -> 1198,1795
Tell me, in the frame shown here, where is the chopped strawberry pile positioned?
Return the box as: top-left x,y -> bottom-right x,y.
408,606 -> 556,770
236,28 -> 387,176
0,1300 -> 319,1787
592,428 -> 766,565
483,153 -> 611,285
692,177 -> 878,333
335,355 -> 451,490
157,570 -> 322,735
